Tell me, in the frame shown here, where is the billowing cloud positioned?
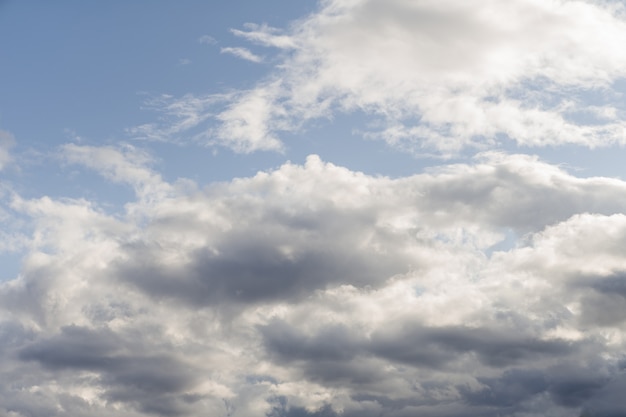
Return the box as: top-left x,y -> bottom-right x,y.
2,147 -> 626,416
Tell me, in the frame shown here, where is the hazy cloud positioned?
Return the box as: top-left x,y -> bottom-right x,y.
198,35 -> 217,45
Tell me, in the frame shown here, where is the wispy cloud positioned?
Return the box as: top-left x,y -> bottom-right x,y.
220,46 -> 264,63
126,93 -> 222,143
216,0 -> 626,154
231,23 -> 297,49
197,34 -> 216,45
127,91 -> 286,153
60,143 -> 170,201
132,0 -> 626,156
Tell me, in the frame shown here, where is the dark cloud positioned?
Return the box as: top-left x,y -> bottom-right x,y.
259,318 -> 579,406
19,325 -> 122,370
114,207 -> 413,307
18,325 -> 201,416
461,368 -> 548,407
260,320 -> 360,363
261,319 -> 577,370
417,156 -> 626,233
459,364 -> 612,410
253,316 -> 623,416
268,403 -> 339,417
578,372 -> 626,417
590,274 -> 626,298
572,273 -> 626,327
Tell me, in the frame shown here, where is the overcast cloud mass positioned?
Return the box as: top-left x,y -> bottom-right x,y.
3,1 -> 626,416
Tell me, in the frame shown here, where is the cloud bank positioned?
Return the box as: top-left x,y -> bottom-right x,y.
2,146 -> 626,416
4,1 -> 626,416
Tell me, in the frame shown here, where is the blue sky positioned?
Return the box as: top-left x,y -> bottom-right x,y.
3,1 -> 626,416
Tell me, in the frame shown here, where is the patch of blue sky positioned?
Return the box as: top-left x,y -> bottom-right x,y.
0,252 -> 21,283
485,227 -> 520,258
519,144 -> 626,180
0,1 -> 321,208
497,124 -> 626,180
148,109 -> 452,190
278,110 -> 451,178
0,1 -> 315,147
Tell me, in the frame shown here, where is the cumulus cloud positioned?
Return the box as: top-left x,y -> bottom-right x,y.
134,0 -> 626,154
2,148 -> 626,416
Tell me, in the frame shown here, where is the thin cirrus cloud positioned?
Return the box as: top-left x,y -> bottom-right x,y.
220,46 -> 264,63
2,145 -> 626,415
129,0 -> 626,154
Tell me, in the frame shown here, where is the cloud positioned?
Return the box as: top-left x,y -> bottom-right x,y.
2,150 -> 626,415
127,0 -> 626,154
145,0 -> 626,154
197,35 -> 217,45
231,23 -> 297,49
125,94 -> 223,145
18,325 -> 201,416
59,143 -> 170,200
220,47 -> 264,63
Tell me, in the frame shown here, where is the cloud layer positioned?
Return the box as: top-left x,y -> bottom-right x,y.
2,146 -> 626,416
4,1 -> 626,416
131,0 -> 626,154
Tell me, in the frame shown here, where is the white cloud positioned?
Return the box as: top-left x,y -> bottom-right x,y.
131,0 -> 626,154
126,94 -> 223,144
231,23 -> 297,49
214,0 -> 626,154
127,92 -> 285,152
213,83 -> 286,152
220,46 -> 264,63
3,151 -> 626,415
60,143 -> 171,202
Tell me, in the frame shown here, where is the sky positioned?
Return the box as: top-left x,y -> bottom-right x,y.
3,0 -> 626,416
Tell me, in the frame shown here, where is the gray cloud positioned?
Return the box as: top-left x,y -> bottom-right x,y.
3,152 -> 626,416
9,0 -> 626,415
370,324 -> 575,368
18,326 -> 202,416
